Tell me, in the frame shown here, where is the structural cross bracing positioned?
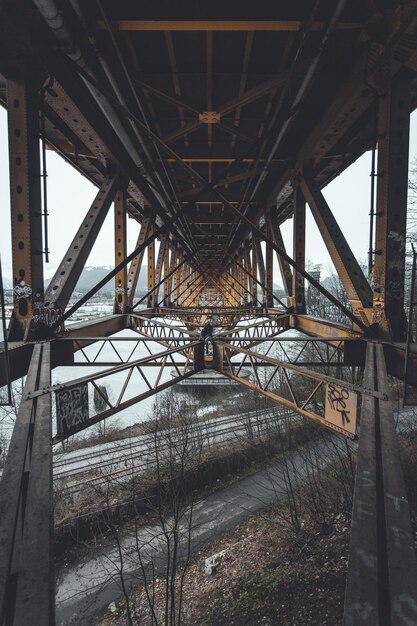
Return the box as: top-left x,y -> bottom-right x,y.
1,1 -> 417,623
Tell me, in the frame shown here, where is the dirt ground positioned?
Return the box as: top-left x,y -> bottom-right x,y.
100,504 -> 351,626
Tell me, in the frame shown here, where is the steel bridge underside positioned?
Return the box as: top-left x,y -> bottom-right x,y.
1,1 -> 417,624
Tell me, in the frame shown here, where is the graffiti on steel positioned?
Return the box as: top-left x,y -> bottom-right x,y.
56,383 -> 89,438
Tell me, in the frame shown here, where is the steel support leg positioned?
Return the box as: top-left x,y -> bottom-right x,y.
0,344 -> 53,625
344,342 -> 417,624
153,236 -> 167,305
147,226 -> 155,308
265,222 -> 274,308
126,216 -> 152,309
373,70 -> 411,340
7,79 -> 44,341
114,186 -> 127,314
163,242 -> 170,306
292,184 -> 306,313
244,243 -> 253,305
251,241 -> 258,305
270,215 -> 293,301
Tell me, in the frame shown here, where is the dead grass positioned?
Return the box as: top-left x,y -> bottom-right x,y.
99,437 -> 354,626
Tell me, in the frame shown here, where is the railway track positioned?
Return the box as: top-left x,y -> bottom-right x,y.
53,406 -> 298,496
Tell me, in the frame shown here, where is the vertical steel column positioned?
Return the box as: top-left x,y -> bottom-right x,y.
254,236 -> 266,305
7,79 -> 44,341
251,241 -> 258,305
244,243 -> 253,305
229,266 -> 236,306
265,222 -> 274,308
239,259 -> 246,305
292,184 -> 306,313
114,186 -> 127,314
373,70 -> 411,340
167,245 -> 178,303
183,269 -> 192,307
184,271 -> 199,307
181,264 -> 190,306
147,226 -> 155,308
163,242 -> 170,306
177,260 -> 185,306
173,253 -> 180,305
153,236 -> 167,305
270,216 -> 293,300
126,216 -> 152,308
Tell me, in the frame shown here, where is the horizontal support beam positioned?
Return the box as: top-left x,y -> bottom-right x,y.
96,20 -> 361,31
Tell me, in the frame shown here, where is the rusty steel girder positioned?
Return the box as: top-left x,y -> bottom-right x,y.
113,186 -> 128,314
7,79 -> 45,341
372,70 -> 411,340
44,175 -> 120,315
0,344 -> 53,625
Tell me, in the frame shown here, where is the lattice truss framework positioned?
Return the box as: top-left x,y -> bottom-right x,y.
1,1 -> 417,624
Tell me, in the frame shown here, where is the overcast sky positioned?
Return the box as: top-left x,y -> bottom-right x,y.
1,107 -> 416,286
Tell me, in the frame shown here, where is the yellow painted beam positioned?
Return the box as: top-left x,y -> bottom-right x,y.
96,20 -> 361,32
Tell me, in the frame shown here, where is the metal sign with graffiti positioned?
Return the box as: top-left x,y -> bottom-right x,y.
325,383 -> 358,436
55,383 -> 89,438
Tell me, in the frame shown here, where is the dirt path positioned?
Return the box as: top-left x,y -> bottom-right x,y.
56,438 -> 337,625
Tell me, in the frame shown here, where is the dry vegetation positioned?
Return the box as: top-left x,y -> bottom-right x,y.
99,437 -> 356,626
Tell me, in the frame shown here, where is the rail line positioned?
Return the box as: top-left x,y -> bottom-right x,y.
53,407 -> 298,496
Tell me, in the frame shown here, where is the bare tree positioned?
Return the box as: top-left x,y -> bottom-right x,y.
91,391 -> 205,625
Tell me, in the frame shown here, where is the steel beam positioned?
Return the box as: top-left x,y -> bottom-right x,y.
153,235 -> 167,304
48,341 -> 201,442
147,226 -> 155,307
44,175 -> 120,315
372,70 -> 411,340
133,256 -> 188,309
244,244 -> 253,305
126,216 -> 152,308
0,344 -> 53,625
265,223 -> 274,308
163,242 -> 170,305
7,79 -> 44,341
213,340 -> 362,438
96,20 -> 361,32
300,173 -> 373,322
254,235 -> 266,303
160,62 -> 308,145
114,186 -> 127,313
344,342 -> 417,624
167,245 -> 178,303
270,216 -> 292,300
292,185 -> 306,313
251,242 -> 258,305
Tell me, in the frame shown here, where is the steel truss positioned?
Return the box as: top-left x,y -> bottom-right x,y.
1,2 -> 417,624
26,341 -> 203,443
218,315 -> 290,347
212,340 -> 377,439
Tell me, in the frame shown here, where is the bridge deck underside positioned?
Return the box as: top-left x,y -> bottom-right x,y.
1,1 -> 417,624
